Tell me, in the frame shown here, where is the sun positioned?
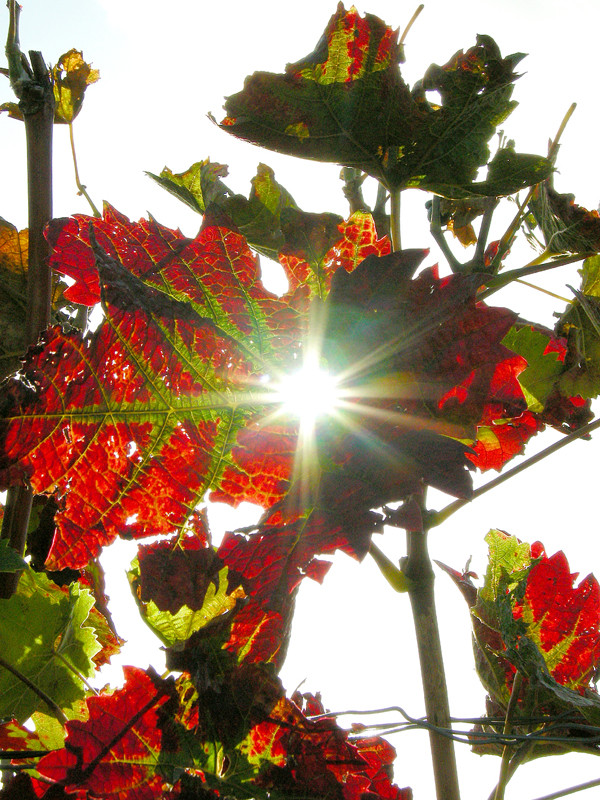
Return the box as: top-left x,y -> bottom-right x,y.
274,359 -> 340,431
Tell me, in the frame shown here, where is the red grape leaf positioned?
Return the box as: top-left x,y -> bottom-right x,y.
220,4 -> 550,197
443,530 -> 600,751
0,203 -> 591,574
245,693 -> 412,800
35,667 -> 171,800
1,210 -> 309,569
280,211 -> 390,298
217,500 -> 378,609
515,541 -> 600,690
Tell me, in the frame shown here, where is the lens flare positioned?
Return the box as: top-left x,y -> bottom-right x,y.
275,362 -> 340,430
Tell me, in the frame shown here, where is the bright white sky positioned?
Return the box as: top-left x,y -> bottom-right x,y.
1,2 -> 600,799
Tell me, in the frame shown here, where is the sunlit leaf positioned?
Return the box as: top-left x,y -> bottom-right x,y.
443,530 -> 600,757
220,5 -> 550,197
0,569 -> 101,723
245,692 -> 412,800
36,667 -> 170,800
1,208 -> 309,569
52,49 -> 99,124
129,531 -> 245,648
501,326 -> 565,412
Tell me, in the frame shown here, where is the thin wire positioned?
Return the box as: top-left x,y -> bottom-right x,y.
310,705 -> 600,748
529,777 -> 600,800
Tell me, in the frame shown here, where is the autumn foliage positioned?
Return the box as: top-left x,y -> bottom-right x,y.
2,4 -> 600,800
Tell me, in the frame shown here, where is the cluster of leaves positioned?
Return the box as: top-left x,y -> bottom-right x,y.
2,4 -> 600,800
440,529 -> 600,760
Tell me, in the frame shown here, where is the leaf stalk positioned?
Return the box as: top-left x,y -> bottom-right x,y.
69,121 -> 101,217
493,671 -> 523,800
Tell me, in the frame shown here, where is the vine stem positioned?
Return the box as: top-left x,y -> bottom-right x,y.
390,189 -> 402,250
0,4 -> 54,599
404,489 -> 461,800
493,672 -> 523,800
399,4 -> 424,45
431,416 -> 600,529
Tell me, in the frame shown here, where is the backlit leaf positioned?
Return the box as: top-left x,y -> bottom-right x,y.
52,49 -> 100,124
150,160 -> 302,263
501,326 -> 565,412
245,692 -> 412,800
220,5 -> 550,196
0,569 -> 101,723
444,530 -> 600,755
36,667 -> 170,800
280,210 -> 390,298
129,530 -> 245,648
1,208 -> 308,569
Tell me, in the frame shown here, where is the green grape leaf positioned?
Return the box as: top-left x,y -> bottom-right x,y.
0,569 -> 101,723
0,539 -> 27,571
502,325 -> 565,412
558,255 -> 600,398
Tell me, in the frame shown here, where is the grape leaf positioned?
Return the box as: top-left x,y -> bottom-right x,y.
218,500 -> 377,609
220,4 -> 550,197
442,530 -> 600,757
245,692 -> 412,800
35,667 -> 171,800
160,647 -> 411,800
528,179 -> 600,254
0,718 -> 45,755
0,209 -> 313,569
0,569 -> 101,723
149,160 -> 302,262
501,326 -> 565,413
0,203 -> 591,581
280,210 -> 390,299
128,531 -> 246,648
557,255 -> 600,398
0,218 -> 28,380
0,539 -> 26,571
52,49 -> 100,124
1,50 -> 98,126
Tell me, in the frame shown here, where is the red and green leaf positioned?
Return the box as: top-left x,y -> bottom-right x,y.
1,204 -> 591,574
442,530 -> 600,754
220,5 -> 550,197
245,692 -> 412,800
35,667 -> 171,800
